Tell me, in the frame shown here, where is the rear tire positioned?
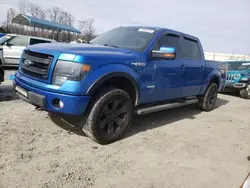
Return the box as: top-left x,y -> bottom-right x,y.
239,84 -> 250,99
82,87 -> 134,145
198,83 -> 218,111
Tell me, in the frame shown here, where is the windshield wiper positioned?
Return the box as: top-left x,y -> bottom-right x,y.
103,44 -> 119,48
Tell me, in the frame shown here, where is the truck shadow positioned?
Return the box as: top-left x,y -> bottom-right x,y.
49,114 -> 86,136
220,92 -> 240,98
50,98 -> 229,140
123,98 -> 229,140
0,85 -> 19,102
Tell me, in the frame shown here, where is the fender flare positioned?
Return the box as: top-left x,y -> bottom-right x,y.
200,69 -> 221,94
210,70 -> 221,85
86,71 -> 140,104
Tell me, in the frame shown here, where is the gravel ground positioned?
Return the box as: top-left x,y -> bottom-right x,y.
0,70 -> 250,188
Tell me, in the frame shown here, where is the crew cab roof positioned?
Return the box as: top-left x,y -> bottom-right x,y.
120,26 -> 199,41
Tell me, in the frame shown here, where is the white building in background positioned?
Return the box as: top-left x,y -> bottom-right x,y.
204,52 -> 250,62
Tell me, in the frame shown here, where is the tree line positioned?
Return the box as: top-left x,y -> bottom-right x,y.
0,0 -> 97,42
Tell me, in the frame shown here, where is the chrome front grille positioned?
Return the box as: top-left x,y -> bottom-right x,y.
21,50 -> 53,79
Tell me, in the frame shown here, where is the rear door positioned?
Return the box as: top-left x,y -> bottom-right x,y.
178,36 -> 205,97
3,36 -> 29,65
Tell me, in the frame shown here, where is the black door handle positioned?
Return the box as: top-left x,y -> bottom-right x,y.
180,65 -> 185,69
201,66 -> 204,70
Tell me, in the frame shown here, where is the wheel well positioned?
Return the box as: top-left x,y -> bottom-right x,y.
210,76 -> 219,87
90,76 -> 139,106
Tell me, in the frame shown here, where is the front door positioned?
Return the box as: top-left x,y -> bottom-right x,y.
3,36 -> 29,65
149,33 -> 185,101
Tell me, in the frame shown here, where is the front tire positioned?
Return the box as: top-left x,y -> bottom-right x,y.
198,83 -> 218,111
239,84 -> 250,99
82,87 -> 134,145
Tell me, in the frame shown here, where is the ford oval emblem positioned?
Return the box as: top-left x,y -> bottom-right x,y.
23,59 -> 33,66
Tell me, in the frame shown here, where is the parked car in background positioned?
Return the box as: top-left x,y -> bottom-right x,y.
0,33 -> 7,38
70,39 -> 87,44
14,26 -> 227,144
0,34 -> 57,67
222,60 -> 250,99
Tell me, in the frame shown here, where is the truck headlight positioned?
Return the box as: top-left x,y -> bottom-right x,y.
52,60 -> 91,86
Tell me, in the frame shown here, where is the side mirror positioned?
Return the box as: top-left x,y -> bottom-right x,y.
4,41 -> 13,47
152,47 -> 176,60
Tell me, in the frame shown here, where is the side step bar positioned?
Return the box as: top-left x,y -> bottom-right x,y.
136,99 -> 199,115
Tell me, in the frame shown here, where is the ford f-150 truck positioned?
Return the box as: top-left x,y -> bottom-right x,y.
13,26 -> 227,144
222,60 -> 250,99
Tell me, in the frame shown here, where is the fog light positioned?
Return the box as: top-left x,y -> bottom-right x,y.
59,100 -> 64,108
52,99 -> 64,109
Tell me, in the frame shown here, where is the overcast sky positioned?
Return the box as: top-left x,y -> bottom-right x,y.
0,0 -> 250,54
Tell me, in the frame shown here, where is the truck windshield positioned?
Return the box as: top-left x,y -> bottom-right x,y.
89,27 -> 157,52
228,61 -> 250,70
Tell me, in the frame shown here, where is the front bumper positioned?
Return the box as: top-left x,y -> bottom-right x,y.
225,82 -> 247,89
13,78 -> 91,116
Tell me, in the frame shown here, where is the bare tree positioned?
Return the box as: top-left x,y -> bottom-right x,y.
66,13 -> 75,26
19,0 -> 29,14
47,6 -> 61,22
57,11 -> 75,42
38,9 -> 46,19
25,2 -> 47,35
46,6 -> 62,40
78,18 -> 95,41
5,8 -> 18,32
27,2 -> 46,19
58,11 -> 75,25
1,0 -> 97,42
7,8 -> 18,23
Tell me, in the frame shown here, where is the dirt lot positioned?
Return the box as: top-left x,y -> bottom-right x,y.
0,70 -> 250,188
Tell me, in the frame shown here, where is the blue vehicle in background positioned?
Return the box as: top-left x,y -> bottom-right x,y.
0,33 -> 6,38
222,61 -> 250,99
13,26 -> 227,144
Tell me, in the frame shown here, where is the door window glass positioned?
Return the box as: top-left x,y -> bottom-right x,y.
9,36 -> 29,46
29,38 -> 51,45
181,37 -> 201,60
154,34 -> 181,58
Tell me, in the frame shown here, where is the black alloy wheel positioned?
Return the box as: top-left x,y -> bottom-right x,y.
198,82 -> 218,111
99,98 -> 130,135
207,85 -> 218,109
82,88 -> 133,144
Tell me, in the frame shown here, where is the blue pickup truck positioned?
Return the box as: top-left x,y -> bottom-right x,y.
223,60 -> 250,99
13,26 -> 227,144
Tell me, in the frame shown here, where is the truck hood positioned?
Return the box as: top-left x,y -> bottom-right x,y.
25,43 -> 143,67
26,43 -> 134,56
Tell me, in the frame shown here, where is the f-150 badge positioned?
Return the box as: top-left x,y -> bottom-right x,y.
131,62 -> 146,67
